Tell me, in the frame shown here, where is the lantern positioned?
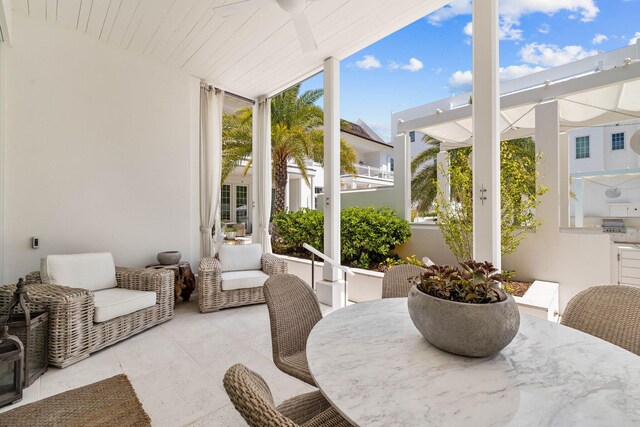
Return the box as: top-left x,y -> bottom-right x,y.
0,326 -> 23,407
1,278 -> 48,387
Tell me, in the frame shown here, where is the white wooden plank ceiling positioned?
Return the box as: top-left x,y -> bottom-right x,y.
12,0 -> 450,99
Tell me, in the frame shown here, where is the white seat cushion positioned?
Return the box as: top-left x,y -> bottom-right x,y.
41,252 -> 117,292
93,288 -> 156,323
221,270 -> 269,291
219,244 -> 263,272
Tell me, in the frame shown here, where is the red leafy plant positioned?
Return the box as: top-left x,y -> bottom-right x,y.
413,261 -> 508,304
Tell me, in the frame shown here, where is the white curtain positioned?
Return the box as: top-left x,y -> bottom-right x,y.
254,96 -> 273,253
199,83 -> 225,258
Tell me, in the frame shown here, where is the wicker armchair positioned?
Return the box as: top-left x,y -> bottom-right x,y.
0,267 -> 174,368
223,364 -> 352,427
264,274 -> 322,386
382,264 -> 424,299
198,244 -> 287,313
561,285 -> 640,356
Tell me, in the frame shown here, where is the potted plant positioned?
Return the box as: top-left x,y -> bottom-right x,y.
408,261 -> 520,357
224,225 -> 237,240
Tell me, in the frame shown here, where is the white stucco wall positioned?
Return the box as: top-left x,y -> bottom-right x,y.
3,15 -> 200,280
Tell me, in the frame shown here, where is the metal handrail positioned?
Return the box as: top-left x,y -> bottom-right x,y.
302,244 -> 355,277
303,243 -> 354,307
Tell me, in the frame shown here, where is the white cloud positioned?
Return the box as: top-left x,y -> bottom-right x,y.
355,55 -> 381,70
448,64 -> 546,90
630,32 -> 640,45
429,0 -> 599,24
402,58 -> 424,72
463,21 -> 473,36
538,23 -> 551,34
519,42 -> 597,67
499,17 -> 524,41
389,58 -> 424,72
592,33 -> 608,45
429,0 -> 598,43
448,70 -> 473,89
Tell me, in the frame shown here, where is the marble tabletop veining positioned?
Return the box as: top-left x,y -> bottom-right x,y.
306,298 -> 640,427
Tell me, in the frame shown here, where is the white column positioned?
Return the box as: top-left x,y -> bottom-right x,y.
310,176 -> 315,210
393,132 -> 412,221
436,151 -> 450,203
403,133 -> 412,221
252,101 -> 260,243
574,178 -> 584,227
472,0 -> 500,267
559,133 -> 570,227
323,57 -> 341,282
535,100 -> 560,231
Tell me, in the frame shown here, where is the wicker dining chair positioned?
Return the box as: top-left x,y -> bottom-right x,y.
561,284 -> 640,356
381,264 -> 424,299
264,274 -> 322,386
223,364 -> 352,427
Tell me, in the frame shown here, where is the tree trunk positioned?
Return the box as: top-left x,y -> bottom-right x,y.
273,159 -> 288,213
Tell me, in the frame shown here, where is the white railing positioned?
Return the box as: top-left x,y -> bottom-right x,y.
303,243 -> 354,307
347,164 -> 394,180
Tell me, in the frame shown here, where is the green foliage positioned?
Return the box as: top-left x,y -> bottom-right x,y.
434,138 -> 548,262
411,135 -> 441,215
271,208 -> 324,256
272,206 -> 411,268
222,84 -> 358,213
415,261 -> 507,304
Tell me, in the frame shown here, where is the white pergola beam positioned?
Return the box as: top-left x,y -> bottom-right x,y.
535,100 -> 561,231
559,133 -> 570,227
323,57 -> 341,282
472,0 -> 501,266
398,61 -> 640,134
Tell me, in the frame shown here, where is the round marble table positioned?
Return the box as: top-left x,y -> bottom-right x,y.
307,298 -> 640,427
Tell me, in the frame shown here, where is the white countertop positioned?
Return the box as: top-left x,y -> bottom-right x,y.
307,299 -> 640,427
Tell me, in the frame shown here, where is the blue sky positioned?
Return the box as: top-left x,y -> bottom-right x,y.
300,0 -> 640,141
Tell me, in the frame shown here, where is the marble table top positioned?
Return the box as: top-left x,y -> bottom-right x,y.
307,298 -> 640,427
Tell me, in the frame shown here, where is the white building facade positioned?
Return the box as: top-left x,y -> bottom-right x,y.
569,122 -> 640,224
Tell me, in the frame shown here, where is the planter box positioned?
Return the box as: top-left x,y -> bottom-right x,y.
513,280 -> 559,322
277,255 -> 559,321
277,255 -> 382,303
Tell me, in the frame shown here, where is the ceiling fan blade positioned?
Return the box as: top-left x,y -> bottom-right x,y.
292,12 -> 317,53
213,0 -> 271,17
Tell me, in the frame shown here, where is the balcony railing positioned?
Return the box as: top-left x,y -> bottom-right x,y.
348,164 -> 394,180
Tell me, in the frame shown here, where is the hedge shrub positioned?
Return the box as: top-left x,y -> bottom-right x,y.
272,206 -> 411,269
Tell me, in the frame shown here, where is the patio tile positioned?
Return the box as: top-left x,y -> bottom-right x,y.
1,298 -> 334,425
39,348 -> 123,398
132,363 -> 228,427
113,325 -> 195,380
189,403 -> 247,426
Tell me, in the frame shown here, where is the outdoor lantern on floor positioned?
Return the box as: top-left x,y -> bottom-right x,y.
0,326 -> 24,407
0,278 -> 48,387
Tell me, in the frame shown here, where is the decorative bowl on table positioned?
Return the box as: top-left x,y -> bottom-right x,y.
407,261 -> 520,358
157,251 -> 181,265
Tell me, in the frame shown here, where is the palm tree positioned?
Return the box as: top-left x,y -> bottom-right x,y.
222,84 -> 357,213
410,134 -> 441,215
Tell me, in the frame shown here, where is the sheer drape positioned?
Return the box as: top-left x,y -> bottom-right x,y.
253,96 -> 273,253
199,84 -> 225,257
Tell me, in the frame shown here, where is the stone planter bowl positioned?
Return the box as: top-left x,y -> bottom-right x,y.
157,251 -> 181,265
225,231 -> 237,240
408,285 -> 520,357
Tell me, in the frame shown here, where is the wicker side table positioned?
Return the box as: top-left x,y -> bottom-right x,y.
145,262 -> 195,302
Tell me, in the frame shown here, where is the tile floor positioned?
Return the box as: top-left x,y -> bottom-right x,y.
0,299 -> 338,426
